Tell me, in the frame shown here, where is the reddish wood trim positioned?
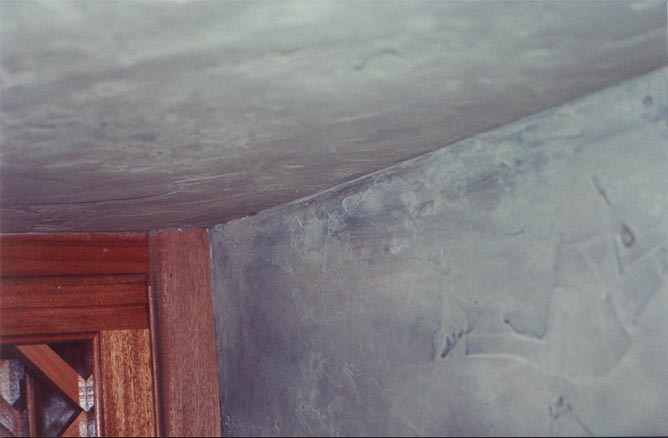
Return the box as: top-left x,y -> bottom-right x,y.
149,228 -> 221,437
0,232 -> 163,437
0,332 -> 97,345
0,231 -> 223,435
0,237 -> 150,336
147,285 -> 162,435
0,274 -> 147,308
14,344 -> 81,407
0,233 -> 148,277
2,305 -> 149,336
24,374 -> 37,437
92,334 -> 105,437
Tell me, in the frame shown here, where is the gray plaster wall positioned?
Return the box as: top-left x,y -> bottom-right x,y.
210,68 -> 668,436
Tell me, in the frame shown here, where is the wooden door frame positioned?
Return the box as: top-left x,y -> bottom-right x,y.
148,228 -> 221,437
0,229 -> 221,437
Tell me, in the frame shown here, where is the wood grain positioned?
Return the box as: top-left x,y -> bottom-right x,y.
0,232 -> 160,436
99,329 -> 156,437
0,274 -> 147,308
2,305 -> 149,336
91,334 -> 104,438
149,228 -> 221,437
0,234 -> 151,337
24,374 -> 37,437
0,233 -> 148,277
0,333 -> 96,345
14,344 -> 80,407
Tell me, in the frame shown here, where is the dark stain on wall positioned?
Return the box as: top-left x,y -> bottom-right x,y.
211,70 -> 668,436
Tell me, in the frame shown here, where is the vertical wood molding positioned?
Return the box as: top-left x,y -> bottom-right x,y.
99,329 -> 156,437
149,228 -> 221,437
24,374 -> 37,437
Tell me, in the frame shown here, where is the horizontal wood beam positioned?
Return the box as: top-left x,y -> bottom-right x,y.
2,305 -> 149,336
0,233 -> 148,277
0,234 -> 151,337
1,274 -> 147,309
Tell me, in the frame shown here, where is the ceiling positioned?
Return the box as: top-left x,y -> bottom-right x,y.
1,0 -> 666,233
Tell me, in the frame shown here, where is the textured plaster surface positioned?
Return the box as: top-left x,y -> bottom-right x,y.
211,69 -> 668,436
1,0 -> 666,232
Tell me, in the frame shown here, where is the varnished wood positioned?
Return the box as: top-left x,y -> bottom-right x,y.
1,234 -> 151,339
149,228 -> 221,437
0,231 -> 221,436
147,285 -> 162,436
0,274 -> 147,309
24,374 -> 37,437
99,330 -> 156,437
14,345 -> 80,408
0,233 -> 148,277
2,305 -> 149,336
0,233 -> 163,437
0,333 -> 96,346
91,334 -> 104,438
0,394 -> 22,437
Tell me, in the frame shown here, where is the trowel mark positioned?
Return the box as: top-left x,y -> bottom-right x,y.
432,300 -> 480,360
434,327 -> 468,359
591,175 -> 611,206
549,395 -> 593,437
620,223 -> 634,247
353,47 -> 402,71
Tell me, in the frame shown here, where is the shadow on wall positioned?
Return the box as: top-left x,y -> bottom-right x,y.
211,68 -> 668,436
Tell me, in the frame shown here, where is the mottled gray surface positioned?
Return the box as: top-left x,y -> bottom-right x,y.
1,0 -> 666,232
211,68 -> 668,436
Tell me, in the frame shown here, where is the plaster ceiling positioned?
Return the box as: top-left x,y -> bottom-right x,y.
1,0 -> 666,232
